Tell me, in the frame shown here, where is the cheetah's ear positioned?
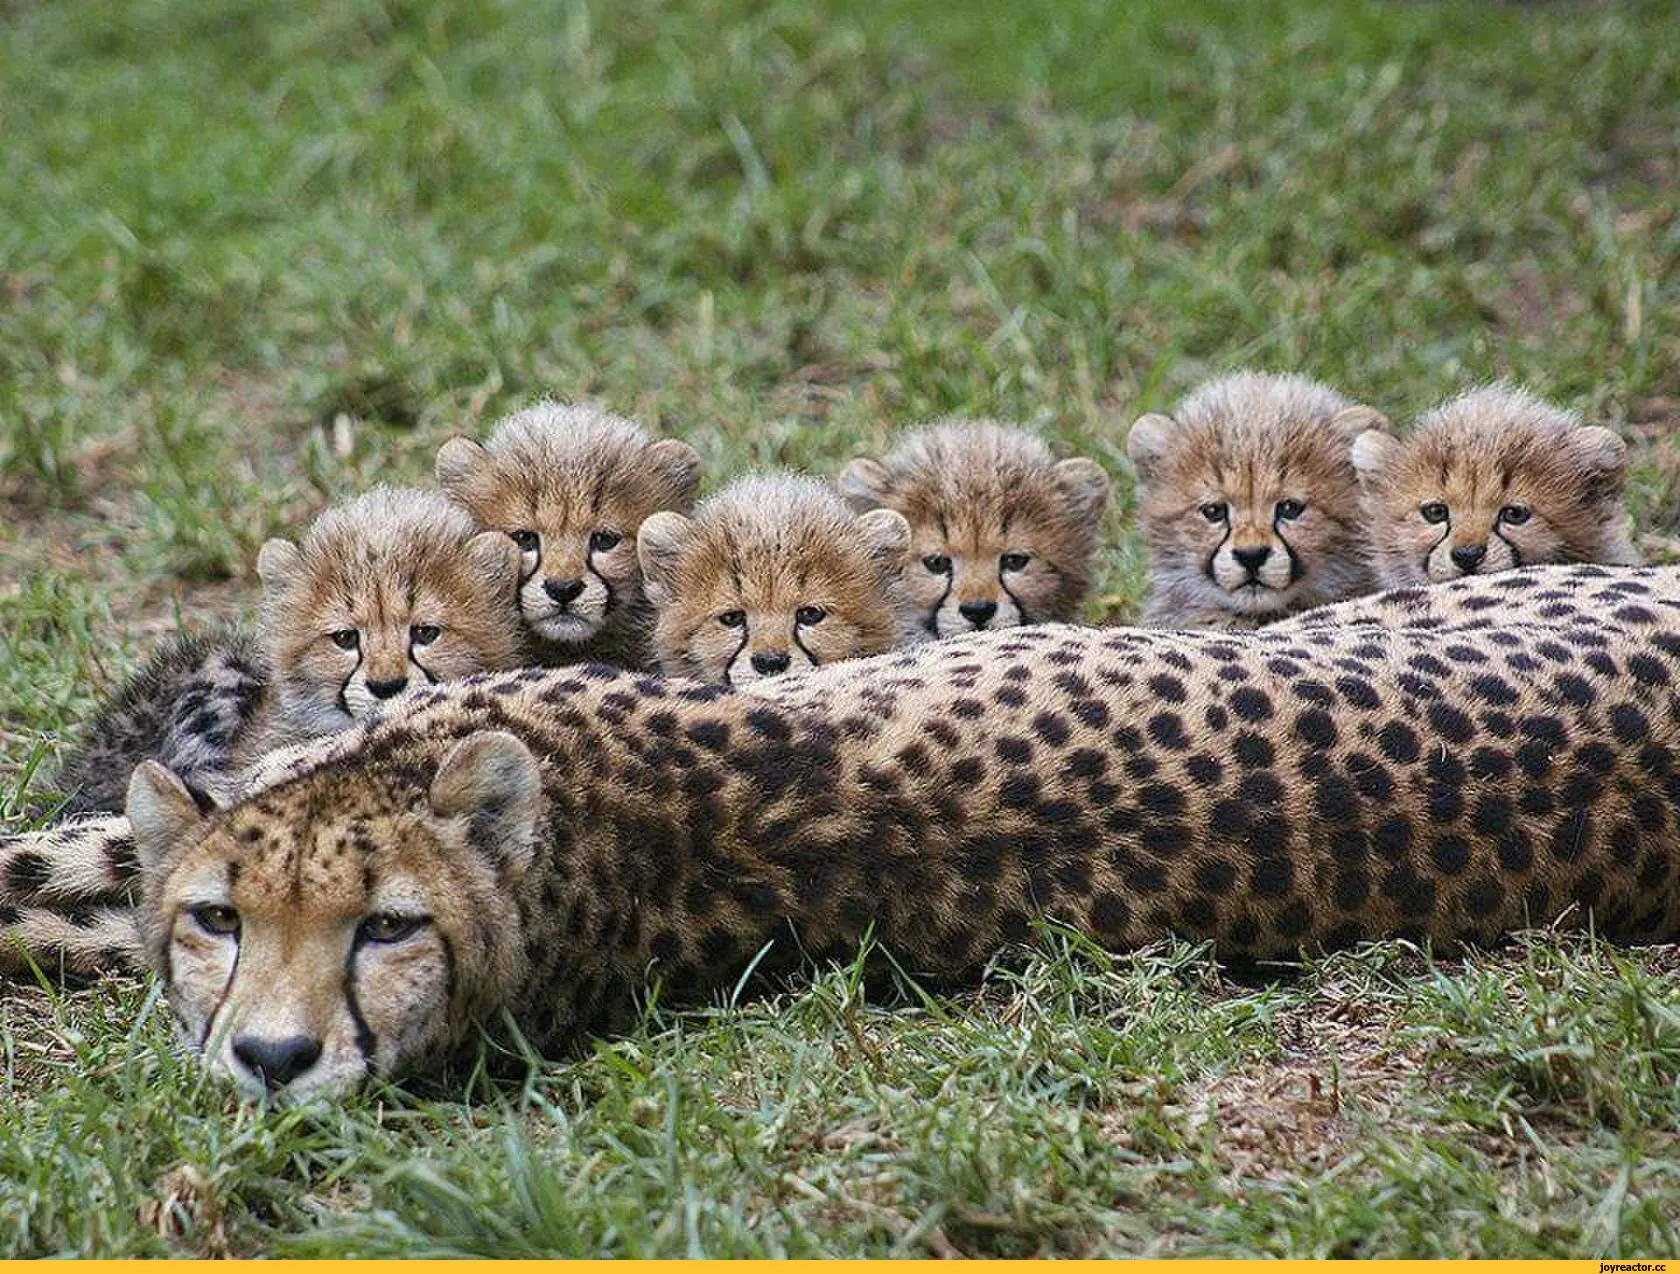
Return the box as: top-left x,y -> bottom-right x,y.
1572,426 -> 1627,476
435,436 -> 491,495
857,508 -> 911,583
838,457 -> 892,512
464,530 -> 521,592
1053,457 -> 1112,528
255,538 -> 305,591
635,510 -> 697,609
127,761 -> 214,876
1329,404 -> 1390,440
1124,413 -> 1176,482
428,731 -> 542,882
1350,429 -> 1400,489
645,439 -> 702,512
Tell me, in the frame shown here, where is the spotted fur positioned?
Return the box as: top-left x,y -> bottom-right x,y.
636,473 -> 910,685
12,563 -> 1666,1100
437,402 -> 702,670
840,419 -> 1109,641
1128,372 -> 1388,629
1352,384 -> 1641,589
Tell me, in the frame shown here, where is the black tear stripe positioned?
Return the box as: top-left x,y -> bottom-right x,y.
337,647 -> 364,717
1274,523 -> 1302,585
792,629 -> 821,667
411,648 -> 441,685
587,549 -> 617,616
342,946 -> 378,1062
924,564 -> 954,636
1202,516 -> 1232,583
997,562 -> 1032,625
1494,527 -> 1524,567
723,626 -> 752,686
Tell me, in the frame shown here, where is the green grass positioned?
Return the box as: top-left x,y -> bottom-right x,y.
2,0 -> 1679,1256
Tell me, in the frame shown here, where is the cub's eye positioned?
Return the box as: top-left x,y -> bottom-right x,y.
1198,502 -> 1227,523
589,530 -> 622,553
510,530 -> 540,552
410,624 -> 441,646
718,610 -> 746,629
190,904 -> 240,937
922,553 -> 952,574
999,552 -> 1031,572
329,629 -> 360,651
1275,499 -> 1306,521
1499,504 -> 1532,526
795,605 -> 826,626
358,912 -> 426,945
1420,502 -> 1450,524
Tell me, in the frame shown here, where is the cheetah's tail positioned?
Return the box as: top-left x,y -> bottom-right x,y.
0,814 -> 139,909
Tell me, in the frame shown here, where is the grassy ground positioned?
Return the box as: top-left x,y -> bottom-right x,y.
2,0 -> 1678,1256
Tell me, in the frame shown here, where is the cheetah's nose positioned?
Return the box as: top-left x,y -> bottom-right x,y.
232,1033 -> 323,1090
1451,544 -> 1487,572
545,578 -> 586,606
750,650 -> 791,675
366,676 -> 409,700
958,600 -> 998,628
1232,545 -> 1271,575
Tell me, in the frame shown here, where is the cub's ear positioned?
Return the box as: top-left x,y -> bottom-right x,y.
255,538 -> 305,591
1573,425 -> 1628,476
1053,457 -> 1112,527
464,530 -> 521,590
838,457 -> 892,512
645,439 -> 702,512
635,510 -> 697,609
857,508 -> 911,582
1329,404 -> 1390,439
1350,429 -> 1400,488
127,761 -> 214,876
1124,413 -> 1176,482
436,436 -> 491,495
428,731 -> 542,881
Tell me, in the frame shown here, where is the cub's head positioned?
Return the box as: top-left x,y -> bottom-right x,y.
437,403 -> 701,650
637,473 -> 909,685
1127,372 -> 1386,625
1352,384 -> 1640,588
128,731 -> 544,1101
840,420 -> 1110,640
257,487 -> 524,735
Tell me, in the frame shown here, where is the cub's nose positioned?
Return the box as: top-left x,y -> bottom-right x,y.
1451,543 -> 1487,572
958,599 -> 998,628
750,650 -> 791,675
366,676 -> 409,700
545,578 -> 586,605
1231,545 -> 1271,575
232,1033 -> 323,1090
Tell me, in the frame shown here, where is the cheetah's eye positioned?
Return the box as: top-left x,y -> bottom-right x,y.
718,610 -> 746,629
358,912 -> 427,945
922,553 -> 952,574
1275,499 -> 1306,521
589,530 -> 622,553
510,530 -> 540,552
329,629 -> 360,651
1419,502 -> 1450,524
999,552 -> 1031,572
1198,502 -> 1227,523
1499,504 -> 1532,526
410,624 -> 441,646
795,605 -> 826,625
190,904 -> 240,937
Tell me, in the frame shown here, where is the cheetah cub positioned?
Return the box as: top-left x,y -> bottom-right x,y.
437,402 -> 702,670
637,473 -> 910,684
1126,371 -> 1387,630
54,487 -> 524,814
839,419 -> 1110,641
1351,383 -> 1641,588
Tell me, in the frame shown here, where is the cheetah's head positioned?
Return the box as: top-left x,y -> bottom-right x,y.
128,731 -> 543,1101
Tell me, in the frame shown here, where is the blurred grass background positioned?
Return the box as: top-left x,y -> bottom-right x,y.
1,0 -> 1678,1255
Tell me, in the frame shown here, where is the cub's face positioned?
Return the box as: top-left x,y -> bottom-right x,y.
128,733 -> 542,1101
257,531 -> 523,734
1352,407 -> 1633,588
438,433 -> 701,649
1127,401 -> 1382,621
638,505 -> 909,685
